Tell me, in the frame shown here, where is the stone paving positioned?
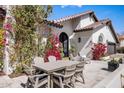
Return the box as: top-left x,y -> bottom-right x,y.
0,75 -> 28,88
75,61 -> 111,88
0,61 -> 111,88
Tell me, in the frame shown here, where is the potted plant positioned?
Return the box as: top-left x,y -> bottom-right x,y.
119,58 -> 123,64
108,58 -> 119,71
69,45 -> 76,56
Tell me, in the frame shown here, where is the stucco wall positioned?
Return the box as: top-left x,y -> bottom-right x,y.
51,20 -> 74,50
71,31 -> 93,55
92,25 -> 116,44
72,17 -> 81,30
80,14 -> 95,28
52,20 -> 73,37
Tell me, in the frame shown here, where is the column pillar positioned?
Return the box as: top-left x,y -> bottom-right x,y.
3,5 -> 11,75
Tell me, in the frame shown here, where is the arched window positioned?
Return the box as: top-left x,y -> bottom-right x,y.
98,33 -> 104,43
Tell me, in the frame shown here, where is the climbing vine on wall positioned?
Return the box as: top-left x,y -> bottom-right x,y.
0,29 -> 5,51
9,6 -> 53,73
0,29 -> 5,70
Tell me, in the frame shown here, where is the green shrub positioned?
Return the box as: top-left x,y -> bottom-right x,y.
14,63 -> 24,74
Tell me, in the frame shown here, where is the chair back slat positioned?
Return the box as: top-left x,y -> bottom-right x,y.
76,62 -> 85,72
63,65 -> 76,82
48,56 -> 56,62
33,57 -> 44,65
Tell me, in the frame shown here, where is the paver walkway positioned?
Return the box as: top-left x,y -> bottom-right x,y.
0,61 -> 111,88
75,61 -> 111,88
0,75 -> 27,88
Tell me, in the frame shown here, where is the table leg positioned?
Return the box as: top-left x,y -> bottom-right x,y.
48,74 -> 50,88
51,76 -> 53,88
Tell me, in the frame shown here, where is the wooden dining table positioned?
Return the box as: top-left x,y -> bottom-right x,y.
33,60 -> 81,88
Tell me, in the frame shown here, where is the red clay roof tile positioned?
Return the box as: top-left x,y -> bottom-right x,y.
118,35 -> 124,40
53,10 -> 98,23
74,19 -> 110,32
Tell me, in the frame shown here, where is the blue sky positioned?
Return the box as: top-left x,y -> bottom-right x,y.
49,5 -> 124,34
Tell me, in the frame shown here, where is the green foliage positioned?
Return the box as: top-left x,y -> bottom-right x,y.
0,29 -> 4,70
0,60 -> 3,70
10,5 -> 53,73
60,45 -> 64,58
14,63 -> 24,74
69,45 -> 76,56
119,58 -> 123,64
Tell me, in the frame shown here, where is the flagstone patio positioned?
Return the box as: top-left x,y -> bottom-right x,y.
0,60 -> 113,88
75,61 -> 111,88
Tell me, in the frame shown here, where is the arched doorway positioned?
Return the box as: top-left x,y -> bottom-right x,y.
59,32 -> 69,57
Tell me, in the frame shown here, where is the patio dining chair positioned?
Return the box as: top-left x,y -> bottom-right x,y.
52,65 -> 76,88
48,56 -> 56,62
33,56 -> 44,65
25,73 -> 48,88
70,53 -> 85,62
23,56 -> 45,75
75,62 -> 85,84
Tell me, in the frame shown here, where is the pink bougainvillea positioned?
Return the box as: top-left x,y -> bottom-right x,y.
44,48 -> 62,62
3,16 -> 14,46
91,43 -> 107,60
3,23 -> 12,31
44,34 -> 62,62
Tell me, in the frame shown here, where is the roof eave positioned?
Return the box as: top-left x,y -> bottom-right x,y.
53,10 -> 98,23
90,12 -> 99,22
74,28 -> 93,32
44,20 -> 63,28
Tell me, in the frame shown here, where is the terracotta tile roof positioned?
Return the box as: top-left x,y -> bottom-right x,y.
53,10 -> 98,23
118,35 -> 124,40
44,20 -> 63,28
74,19 -> 110,32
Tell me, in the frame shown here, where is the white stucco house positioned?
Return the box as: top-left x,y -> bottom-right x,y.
51,10 -> 119,57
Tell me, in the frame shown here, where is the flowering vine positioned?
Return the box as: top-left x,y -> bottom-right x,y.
0,28 -> 5,69
44,33 -> 62,62
0,29 -> 5,48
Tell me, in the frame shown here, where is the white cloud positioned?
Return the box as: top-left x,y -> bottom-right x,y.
77,5 -> 82,8
61,5 -> 68,8
60,5 -> 83,8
